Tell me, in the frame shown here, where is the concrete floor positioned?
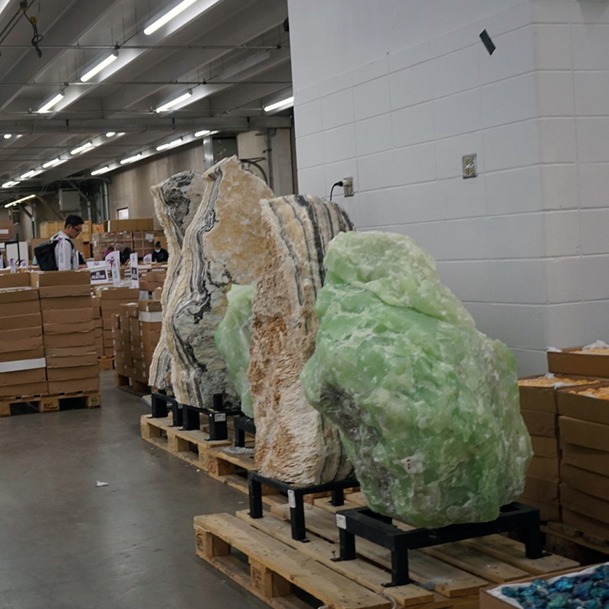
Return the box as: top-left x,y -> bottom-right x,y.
0,371 -> 268,609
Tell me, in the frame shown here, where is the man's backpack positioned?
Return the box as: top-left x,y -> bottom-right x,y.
34,240 -> 59,271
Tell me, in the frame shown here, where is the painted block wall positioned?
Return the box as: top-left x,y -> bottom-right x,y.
288,0 -> 609,375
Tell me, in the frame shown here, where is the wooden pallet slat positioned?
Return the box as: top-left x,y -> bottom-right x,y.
194,513 -> 391,609
0,391 -> 101,416
116,373 -> 150,396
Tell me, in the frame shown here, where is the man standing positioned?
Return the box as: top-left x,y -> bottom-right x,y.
52,214 -> 85,270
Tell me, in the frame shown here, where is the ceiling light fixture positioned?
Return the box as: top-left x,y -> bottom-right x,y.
263,95 -> 294,113
37,92 -> 65,114
19,169 -> 43,179
91,166 -> 113,176
80,53 -> 118,83
3,134 -> 11,140
2,180 -> 19,188
155,91 -> 192,113
120,153 -> 143,165
194,129 -> 210,137
105,131 -> 116,137
4,193 -> 36,208
42,157 -> 67,169
144,0 -> 214,36
71,142 -> 94,155
156,138 -> 183,151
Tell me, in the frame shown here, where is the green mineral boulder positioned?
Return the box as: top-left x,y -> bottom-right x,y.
214,284 -> 254,418
301,231 -> 532,528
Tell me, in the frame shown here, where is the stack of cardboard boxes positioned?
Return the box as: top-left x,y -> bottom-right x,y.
91,294 -> 104,358
90,218 -> 165,261
95,286 -> 140,359
113,300 -> 162,386
139,267 -> 167,296
32,270 -> 100,394
0,274 -> 47,397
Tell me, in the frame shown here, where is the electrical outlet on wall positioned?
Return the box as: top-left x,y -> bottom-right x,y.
343,177 -> 354,197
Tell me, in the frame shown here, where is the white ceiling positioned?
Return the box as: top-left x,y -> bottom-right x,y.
0,0 -> 291,201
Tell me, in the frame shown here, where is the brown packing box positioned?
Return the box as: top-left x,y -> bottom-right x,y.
30,270 -> 91,287
562,509 -> 609,539
561,442 -> 609,477
480,565 -> 599,609
0,381 -> 48,397
561,463 -> 609,502
519,375 -> 601,413
560,484 -> 609,527
0,313 -> 42,331
0,332 -> 43,354
0,287 -> 38,304
44,331 -> 96,349
0,300 -> 41,317
557,385 -> 609,426
47,365 -> 99,382
120,302 -> 139,316
560,416 -> 608,452
525,455 -> 559,481
531,435 -> 559,459
0,326 -> 42,343
46,353 -> 98,368
0,348 -> 44,363
38,285 -> 91,298
95,287 -> 140,300
0,273 -> 30,289
0,367 -> 46,387
521,476 -> 559,504
44,345 -> 97,358
43,320 -> 96,335
548,347 -> 609,378
40,296 -> 92,311
48,377 -> 99,394
138,300 -> 162,312
520,409 -> 557,437
519,498 -> 560,523
42,308 -> 94,324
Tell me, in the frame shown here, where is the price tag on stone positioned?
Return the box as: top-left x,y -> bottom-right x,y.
336,514 -> 347,530
214,413 -> 227,422
287,490 -> 296,508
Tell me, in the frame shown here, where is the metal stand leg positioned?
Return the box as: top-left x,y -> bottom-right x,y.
150,393 -> 168,418
249,476 -> 263,519
289,491 -> 307,541
331,487 -> 345,506
339,528 -> 356,560
183,405 -> 200,430
171,403 -> 183,427
524,523 -> 544,558
208,412 -> 228,440
390,546 -> 410,586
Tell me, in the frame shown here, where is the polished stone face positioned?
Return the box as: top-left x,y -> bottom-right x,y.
149,170 -> 208,390
164,156 -> 273,408
301,231 -> 532,527
248,195 -> 354,485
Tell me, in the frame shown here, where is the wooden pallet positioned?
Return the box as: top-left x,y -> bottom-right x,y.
542,521 -> 609,563
0,391 -> 101,417
140,414 -> 233,469
116,373 -> 149,395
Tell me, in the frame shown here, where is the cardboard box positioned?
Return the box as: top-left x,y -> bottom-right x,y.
0,313 -> 41,331
0,381 -> 48,397
0,273 -> 30,289
520,409 -> 557,437
557,385 -> 609,426
521,476 -> 559,504
95,286 -> 140,300
561,442 -> 609,477
45,345 -> 97,358
561,463 -> 609,502
46,353 -> 98,368
562,509 -> 609,539
138,300 -> 162,312
0,367 -> 46,387
0,299 -> 40,317
0,348 -> 44,363
40,296 -> 92,311
42,308 -> 94,325
525,455 -> 559,481
47,364 -> 99,381
548,348 -> 609,378
43,320 -> 96,335
0,287 -> 38,304
560,483 -> 609,527
560,416 -> 607,452
531,435 -> 559,459
38,285 -> 91,298
47,377 -> 99,394
0,326 -> 42,343
0,334 -> 43,354
43,331 -> 96,348
30,270 -> 91,287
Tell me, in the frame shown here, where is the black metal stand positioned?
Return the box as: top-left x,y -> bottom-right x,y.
248,471 -> 359,541
234,416 -> 256,447
337,502 -> 543,586
181,394 -> 242,440
150,391 -> 177,418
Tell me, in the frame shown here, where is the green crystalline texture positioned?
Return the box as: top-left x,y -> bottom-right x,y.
214,284 -> 254,418
301,231 -> 532,528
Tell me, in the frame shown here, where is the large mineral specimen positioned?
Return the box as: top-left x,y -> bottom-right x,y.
248,195 -> 354,485
214,284 -> 254,418
301,231 -> 532,527
149,171 -> 207,390
164,156 -> 273,408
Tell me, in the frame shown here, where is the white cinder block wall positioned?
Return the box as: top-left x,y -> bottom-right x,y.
288,0 -> 609,376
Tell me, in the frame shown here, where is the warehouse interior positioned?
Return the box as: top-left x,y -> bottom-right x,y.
2,1 -> 609,608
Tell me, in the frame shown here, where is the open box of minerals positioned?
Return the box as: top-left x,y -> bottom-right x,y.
480,563 -> 609,609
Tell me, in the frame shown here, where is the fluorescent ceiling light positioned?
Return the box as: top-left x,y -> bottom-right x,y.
105,131 -> 116,137
263,96 -> 294,113
2,180 -> 19,188
42,157 -> 67,169
19,169 -> 43,179
120,154 -> 142,165
91,166 -> 112,176
80,53 -> 118,83
144,0 -> 201,35
156,138 -> 183,151
155,91 -> 192,113
37,93 -> 64,114
3,134 -> 11,139
4,193 -> 36,208
71,142 -> 94,155
194,129 -> 210,137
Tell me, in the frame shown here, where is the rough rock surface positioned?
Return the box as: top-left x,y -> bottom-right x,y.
214,284 -> 255,418
301,231 -> 532,527
165,156 -> 273,408
148,171 -> 207,390
248,195 -> 354,485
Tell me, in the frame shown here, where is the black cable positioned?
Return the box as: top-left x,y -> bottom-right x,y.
22,4 -> 43,58
329,180 -> 343,201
